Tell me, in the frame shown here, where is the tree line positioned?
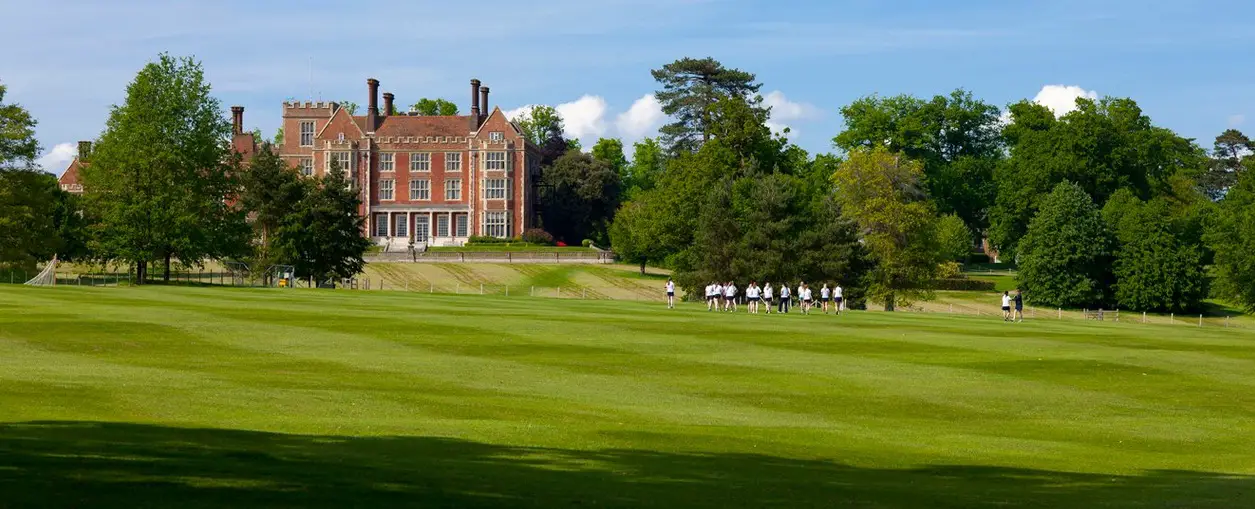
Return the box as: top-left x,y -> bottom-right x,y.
520,57 -> 1254,313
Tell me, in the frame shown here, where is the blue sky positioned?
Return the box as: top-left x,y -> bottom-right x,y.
5,0 -> 1254,174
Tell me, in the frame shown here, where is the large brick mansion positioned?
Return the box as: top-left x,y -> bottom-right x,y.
59,77 -> 544,247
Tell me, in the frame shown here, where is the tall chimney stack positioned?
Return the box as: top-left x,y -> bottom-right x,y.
382,92 -> 394,117
470,79 -> 482,130
77,141 -> 92,160
480,86 -> 490,121
230,106 -> 244,135
366,78 -> 380,132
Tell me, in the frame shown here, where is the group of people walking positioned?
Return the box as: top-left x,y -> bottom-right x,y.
663,279 -> 844,315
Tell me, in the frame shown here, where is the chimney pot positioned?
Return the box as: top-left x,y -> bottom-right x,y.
230,106 -> 244,135
366,78 -> 380,132
382,92 -> 394,117
480,87 -> 490,120
470,79 -> 483,130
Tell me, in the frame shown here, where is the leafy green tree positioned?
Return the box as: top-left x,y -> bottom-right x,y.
622,138 -> 667,201
513,105 -> 563,147
273,127 -> 284,146
0,83 -> 39,165
1207,169 -> 1255,311
409,98 -> 459,116
272,159 -> 369,283
936,214 -> 973,263
0,169 -> 62,270
0,83 -> 57,270
239,143 -> 307,273
1016,181 -> 1113,307
835,90 -> 1002,233
1199,129 -> 1253,200
651,57 -> 762,153
990,98 -> 1206,258
539,151 -> 621,244
338,101 -> 359,115
833,147 -> 942,311
82,54 -> 250,283
609,192 -> 684,275
1103,196 -> 1207,312
591,138 -> 628,175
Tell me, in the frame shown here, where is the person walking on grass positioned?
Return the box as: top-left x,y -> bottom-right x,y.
833,284 -> 844,315
746,281 -> 761,314
706,282 -> 717,311
796,281 -> 806,312
665,278 -> 676,309
724,281 -> 738,312
1013,289 -> 1024,322
1001,291 -> 1012,321
801,284 -> 814,315
763,283 -> 775,314
779,284 -> 791,314
820,284 -> 831,314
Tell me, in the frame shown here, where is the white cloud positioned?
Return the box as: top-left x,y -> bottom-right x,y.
761,90 -> 819,139
1229,114 -> 1246,128
555,95 -> 609,146
503,105 -> 534,122
615,94 -> 666,140
1031,85 -> 1098,117
36,143 -> 77,176
762,90 -> 820,122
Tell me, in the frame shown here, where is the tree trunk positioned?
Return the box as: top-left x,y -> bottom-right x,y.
639,259 -> 647,276
884,292 -> 895,312
136,261 -> 146,285
163,252 -> 171,283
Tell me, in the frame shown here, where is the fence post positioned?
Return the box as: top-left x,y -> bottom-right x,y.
530,286 -> 534,297
506,285 -> 509,297
1170,313 -> 1174,324
557,287 -> 561,298
1143,312 -> 1146,324
1225,316 -> 1230,328
480,283 -> 484,295
1199,315 -> 1203,327
405,281 -> 409,292
1058,308 -> 1062,319
456,283 -> 460,294
949,304 -> 953,314
582,287 -> 587,299
1115,309 -> 1119,322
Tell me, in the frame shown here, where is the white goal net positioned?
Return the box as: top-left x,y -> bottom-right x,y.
24,257 -> 57,286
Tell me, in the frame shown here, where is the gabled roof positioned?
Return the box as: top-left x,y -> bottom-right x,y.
476,107 -> 541,152
58,158 -> 84,187
315,104 -> 366,139
370,115 -> 475,139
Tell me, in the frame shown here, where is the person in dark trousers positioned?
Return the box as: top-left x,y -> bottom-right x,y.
1013,289 -> 1024,322
779,284 -> 791,313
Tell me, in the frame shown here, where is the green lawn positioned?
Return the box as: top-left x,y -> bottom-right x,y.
1,286 -> 1254,508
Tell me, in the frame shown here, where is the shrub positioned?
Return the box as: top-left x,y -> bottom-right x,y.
466,236 -> 512,245
521,228 -> 555,245
581,239 -> 594,248
934,278 -> 997,291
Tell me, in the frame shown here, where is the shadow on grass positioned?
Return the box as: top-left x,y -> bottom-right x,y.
0,421 -> 1250,508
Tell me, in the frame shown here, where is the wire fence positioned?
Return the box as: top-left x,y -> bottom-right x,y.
4,269 -> 1249,331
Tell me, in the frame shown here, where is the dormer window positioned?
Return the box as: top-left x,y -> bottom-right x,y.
337,132 -> 345,142
489,131 -> 504,142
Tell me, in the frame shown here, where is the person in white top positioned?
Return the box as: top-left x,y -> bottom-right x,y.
820,284 -> 831,314
796,282 -> 806,312
833,284 -> 844,315
705,283 -> 717,311
778,284 -> 791,313
800,284 -> 813,315
758,282 -> 768,314
665,278 -> 676,309
724,282 -> 738,312
1001,291 -> 1012,321
745,281 -> 760,314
